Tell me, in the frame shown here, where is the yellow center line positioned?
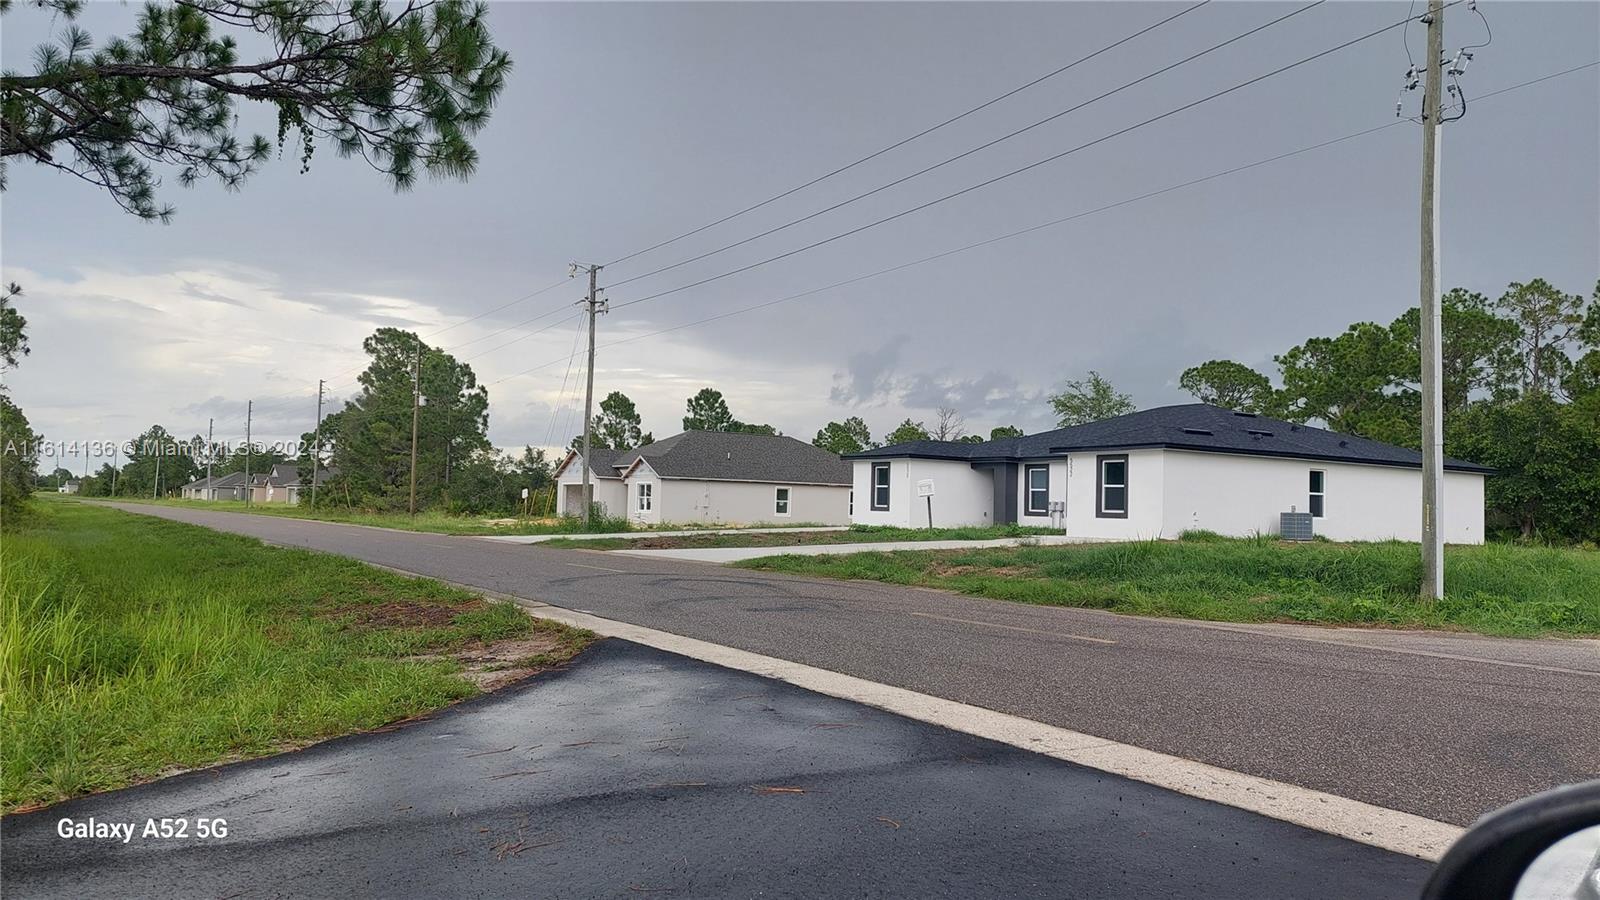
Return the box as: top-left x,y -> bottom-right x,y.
909,611 -> 1116,645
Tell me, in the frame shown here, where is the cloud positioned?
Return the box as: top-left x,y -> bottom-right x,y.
829,335 -> 908,405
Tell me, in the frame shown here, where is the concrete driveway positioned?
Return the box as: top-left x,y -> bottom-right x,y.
2,641 -> 1428,899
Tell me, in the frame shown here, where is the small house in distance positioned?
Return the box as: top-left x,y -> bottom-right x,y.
846,404 -> 1490,543
555,431 -> 852,526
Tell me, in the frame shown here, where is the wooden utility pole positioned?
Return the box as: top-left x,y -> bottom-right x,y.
575,262 -> 604,528
244,400 -> 253,506
409,346 -> 422,518
311,380 -> 324,508
1419,0 -> 1445,599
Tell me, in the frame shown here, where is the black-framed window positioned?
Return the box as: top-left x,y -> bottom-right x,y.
871,462 -> 891,511
1096,454 -> 1128,518
1309,470 -> 1325,518
1025,464 -> 1050,516
775,486 -> 791,516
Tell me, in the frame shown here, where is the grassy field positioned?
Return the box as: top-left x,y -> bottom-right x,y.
92,497 -> 832,536
1,501 -> 594,811
738,533 -> 1600,638
539,524 -> 1062,551
89,496 -> 633,535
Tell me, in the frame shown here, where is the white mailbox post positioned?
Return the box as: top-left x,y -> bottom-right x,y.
916,479 -> 935,529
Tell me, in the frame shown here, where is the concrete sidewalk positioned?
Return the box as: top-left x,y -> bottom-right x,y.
610,533 -> 1108,562
479,525 -> 849,544
3,640 -> 1427,899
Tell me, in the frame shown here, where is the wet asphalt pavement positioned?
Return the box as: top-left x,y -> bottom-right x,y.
2,641 -> 1429,899
87,502 -> 1600,827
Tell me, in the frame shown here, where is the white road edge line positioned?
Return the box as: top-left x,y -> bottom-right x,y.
514,598 -> 1461,861
351,559 -> 1462,862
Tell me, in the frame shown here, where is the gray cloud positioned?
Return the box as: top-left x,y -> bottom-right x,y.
2,2 -> 1594,453
829,335 -> 908,406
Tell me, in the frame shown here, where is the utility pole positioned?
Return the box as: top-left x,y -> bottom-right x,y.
1418,0 -> 1446,600
573,262 -> 605,528
244,400 -> 253,506
311,380 -> 324,508
409,346 -> 421,518
153,450 -> 160,498
206,418 -> 214,498
110,445 -> 118,496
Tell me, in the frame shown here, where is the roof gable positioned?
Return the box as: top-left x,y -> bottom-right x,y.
556,447 -> 627,480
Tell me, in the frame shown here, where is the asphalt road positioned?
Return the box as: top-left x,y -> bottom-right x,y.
97,503 -> 1600,826
2,641 -> 1429,899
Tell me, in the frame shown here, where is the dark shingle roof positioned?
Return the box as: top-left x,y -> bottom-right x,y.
846,404 -> 1492,473
618,431 -> 851,485
557,447 -> 626,479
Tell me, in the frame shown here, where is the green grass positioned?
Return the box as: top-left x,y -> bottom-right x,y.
0,502 -> 593,811
539,523 -> 1060,551
91,496 -> 636,535
91,496 -> 833,536
737,533 -> 1600,638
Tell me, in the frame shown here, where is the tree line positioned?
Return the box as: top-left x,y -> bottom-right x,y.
1175,279 -> 1599,543
4,277 -> 1595,542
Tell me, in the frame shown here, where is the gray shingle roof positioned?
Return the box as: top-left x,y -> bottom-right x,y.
847,404 -> 1492,473
617,431 -> 851,485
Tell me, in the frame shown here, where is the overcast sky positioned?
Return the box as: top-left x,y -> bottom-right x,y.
4,1 -> 1597,469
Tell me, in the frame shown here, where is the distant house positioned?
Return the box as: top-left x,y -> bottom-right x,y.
847,404 -> 1490,544
555,431 -> 852,526
180,471 -> 251,501
253,463 -> 301,504
181,464 -> 332,504
57,480 -> 80,495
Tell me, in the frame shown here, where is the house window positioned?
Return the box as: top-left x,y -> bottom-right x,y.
848,490 -> 853,516
871,463 -> 891,511
1309,470 -> 1325,518
637,482 -> 652,512
1096,454 -> 1128,518
775,486 -> 791,516
1025,464 -> 1050,516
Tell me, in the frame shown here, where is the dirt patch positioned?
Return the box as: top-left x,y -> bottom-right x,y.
410,632 -> 572,692
327,598 -> 487,629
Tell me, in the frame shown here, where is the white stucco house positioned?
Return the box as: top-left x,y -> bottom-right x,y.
848,404 -> 1490,543
554,431 -> 853,526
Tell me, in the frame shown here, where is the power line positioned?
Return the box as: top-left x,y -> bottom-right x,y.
214,295 -> 585,430
603,0 -> 1327,292
190,1 -> 1275,435
218,3 -> 1217,428
422,276 -> 570,341
483,59 -> 1592,397
542,315 -> 589,450
600,0 -> 1212,269
606,3 -> 1453,315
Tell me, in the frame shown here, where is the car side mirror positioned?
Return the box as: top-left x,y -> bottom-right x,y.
1423,780 -> 1600,900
